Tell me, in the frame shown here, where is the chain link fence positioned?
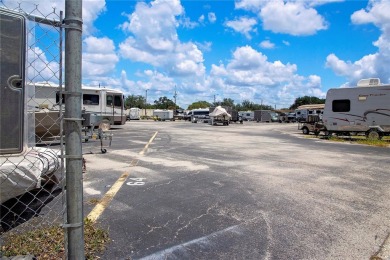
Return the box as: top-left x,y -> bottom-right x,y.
0,2 -> 71,258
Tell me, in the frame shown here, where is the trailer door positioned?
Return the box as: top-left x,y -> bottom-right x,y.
0,10 -> 26,154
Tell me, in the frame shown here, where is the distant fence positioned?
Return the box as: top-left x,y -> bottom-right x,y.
0,2 -> 70,258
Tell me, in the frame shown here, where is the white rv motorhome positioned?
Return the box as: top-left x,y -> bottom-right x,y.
32,83 -> 126,137
322,78 -> 390,139
190,108 -> 210,123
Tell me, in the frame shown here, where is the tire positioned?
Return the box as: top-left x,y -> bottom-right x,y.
366,129 -> 382,140
302,127 -> 309,135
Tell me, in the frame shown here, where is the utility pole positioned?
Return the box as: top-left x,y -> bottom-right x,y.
173,85 -> 177,110
145,89 -> 148,116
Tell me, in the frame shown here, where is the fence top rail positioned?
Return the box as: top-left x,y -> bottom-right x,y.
26,12 -> 61,27
0,6 -> 61,27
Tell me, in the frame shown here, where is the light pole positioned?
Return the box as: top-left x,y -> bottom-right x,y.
145,89 -> 148,116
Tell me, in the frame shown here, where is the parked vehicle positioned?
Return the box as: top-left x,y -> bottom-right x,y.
209,106 -> 231,125
33,83 -> 127,128
128,107 -> 141,120
295,104 -> 324,122
153,109 -> 174,121
287,112 -> 296,122
190,108 -> 210,123
230,110 -> 243,124
239,111 -> 254,121
210,106 -> 242,124
254,110 -> 274,122
270,112 -> 279,122
322,78 -> 390,139
298,114 -> 323,135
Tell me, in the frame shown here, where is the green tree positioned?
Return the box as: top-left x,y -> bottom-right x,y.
125,95 -> 146,109
216,98 -> 235,108
289,96 -> 325,110
153,96 -> 177,109
187,101 -> 211,110
238,99 -> 256,111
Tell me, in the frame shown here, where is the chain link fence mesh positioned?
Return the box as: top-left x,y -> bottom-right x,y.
1,1 -> 68,258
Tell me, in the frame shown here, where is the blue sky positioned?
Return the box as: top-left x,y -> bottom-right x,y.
4,0 -> 390,109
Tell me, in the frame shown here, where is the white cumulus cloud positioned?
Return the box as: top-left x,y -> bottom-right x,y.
235,0 -> 328,36
119,0 -> 205,78
326,0 -> 390,85
82,36 -> 119,80
207,46 -> 325,108
225,17 -> 257,39
260,40 -> 275,49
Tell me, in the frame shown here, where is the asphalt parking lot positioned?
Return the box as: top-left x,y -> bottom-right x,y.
82,120 -> 390,260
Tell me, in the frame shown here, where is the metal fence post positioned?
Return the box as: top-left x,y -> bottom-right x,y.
64,0 -> 84,258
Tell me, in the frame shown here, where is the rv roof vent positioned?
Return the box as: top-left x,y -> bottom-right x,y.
357,78 -> 380,87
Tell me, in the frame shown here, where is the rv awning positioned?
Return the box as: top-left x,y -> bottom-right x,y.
296,104 -> 325,110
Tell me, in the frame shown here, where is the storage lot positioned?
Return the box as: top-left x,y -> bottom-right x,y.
82,121 -> 390,259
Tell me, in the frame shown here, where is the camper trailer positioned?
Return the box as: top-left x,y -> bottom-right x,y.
322,78 -> 390,139
128,107 -> 141,120
153,109 -> 174,121
239,111 -> 254,121
295,104 -> 324,122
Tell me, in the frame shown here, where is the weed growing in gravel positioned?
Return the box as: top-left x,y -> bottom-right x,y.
1,218 -> 109,259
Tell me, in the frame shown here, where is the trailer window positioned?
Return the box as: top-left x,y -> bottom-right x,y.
193,110 -> 209,116
83,94 -> 99,105
332,99 -> 350,112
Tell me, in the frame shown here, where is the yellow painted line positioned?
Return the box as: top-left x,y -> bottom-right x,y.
87,131 -> 158,222
87,172 -> 129,222
139,131 -> 158,155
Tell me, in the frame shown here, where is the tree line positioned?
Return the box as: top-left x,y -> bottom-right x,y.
125,94 -> 325,111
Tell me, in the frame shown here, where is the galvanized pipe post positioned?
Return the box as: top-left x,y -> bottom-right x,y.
64,0 -> 84,258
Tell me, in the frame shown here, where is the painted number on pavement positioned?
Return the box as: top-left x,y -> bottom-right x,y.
127,178 -> 146,186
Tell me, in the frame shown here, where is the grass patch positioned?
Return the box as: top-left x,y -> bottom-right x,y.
325,136 -> 390,147
1,218 -> 109,259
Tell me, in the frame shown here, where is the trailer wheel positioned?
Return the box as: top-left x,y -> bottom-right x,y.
366,129 -> 382,140
323,130 -> 332,139
302,127 -> 309,135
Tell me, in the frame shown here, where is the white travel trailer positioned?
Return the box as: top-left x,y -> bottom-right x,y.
32,83 -> 126,137
128,107 -> 141,120
153,109 -> 174,121
322,78 -> 390,139
295,104 -> 324,122
239,111 -> 254,121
